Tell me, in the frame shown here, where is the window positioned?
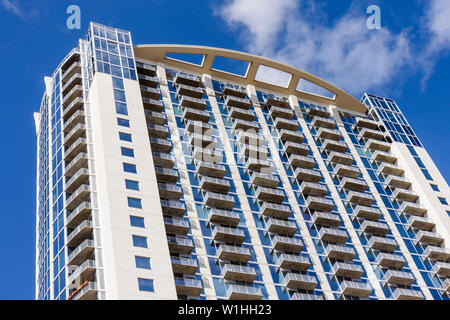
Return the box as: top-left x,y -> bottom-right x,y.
123,163 -> 137,174
115,102 -> 128,116
135,256 -> 151,270
438,197 -> 448,206
117,118 -> 130,127
121,147 -> 135,157
132,235 -> 148,248
430,184 -> 440,192
447,211 -> 450,217
138,278 -> 154,292
119,132 -> 132,142
112,77 -> 124,90
421,169 -> 433,181
130,216 -> 145,228
125,179 -> 140,191
128,197 -> 142,209
114,89 -> 127,102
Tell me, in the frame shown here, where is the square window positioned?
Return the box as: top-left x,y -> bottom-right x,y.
430,184 -> 440,192
125,179 -> 140,191
112,77 -> 124,90
128,197 -> 142,209
132,235 -> 148,248
119,132 -> 132,142
121,147 -> 135,158
115,102 -> 128,116
135,256 -> 151,270
130,215 -> 145,228
138,278 -> 154,292
117,118 -> 130,128
123,163 -> 137,174
438,197 -> 448,206
114,89 -> 127,102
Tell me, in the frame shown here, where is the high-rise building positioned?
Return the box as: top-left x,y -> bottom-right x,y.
34,22 -> 450,300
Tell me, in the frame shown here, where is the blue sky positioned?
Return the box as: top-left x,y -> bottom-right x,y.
0,0 -> 448,299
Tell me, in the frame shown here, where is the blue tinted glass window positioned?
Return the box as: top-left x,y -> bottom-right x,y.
126,179 -> 140,191
114,89 -> 126,102
123,163 -> 137,174
128,197 -> 142,209
117,118 -> 130,127
115,102 -> 128,116
421,169 -> 433,181
132,235 -> 147,248
135,256 -> 151,270
119,132 -> 132,142
121,147 -> 135,157
130,216 -> 145,228
430,184 -> 440,192
112,77 -> 124,90
138,278 -> 154,292
438,197 -> 448,205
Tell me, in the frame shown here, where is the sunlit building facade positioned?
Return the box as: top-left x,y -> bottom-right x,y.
34,22 -> 450,300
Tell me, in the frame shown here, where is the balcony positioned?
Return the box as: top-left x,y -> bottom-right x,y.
208,209 -> 240,227
246,159 -> 272,172
308,107 -> 330,118
143,98 -> 164,112
354,117 -> 379,130
312,212 -> 341,227
272,236 -> 304,253
232,119 -> 259,131
63,97 -> 84,119
221,264 -> 257,282
376,253 -> 406,268
229,107 -> 255,121
299,182 -> 328,197
150,137 -> 172,153
366,139 -> 391,152
379,163 -> 404,177
277,254 -> 310,271
222,84 -> 247,98
340,280 -> 372,298
160,200 -> 186,217
270,106 -> 294,119
400,202 -> 427,217
328,151 -> 354,165
68,239 -> 95,266
274,118 -> 299,131
347,191 -> 374,206
171,257 -> 198,275
311,116 -> 335,129
164,217 -> 190,235
138,74 -> 158,88
332,262 -> 364,279
359,128 -> 385,141
140,85 -> 161,100
323,140 -> 348,153
145,110 -> 166,125
443,279 -> 450,293
213,226 -> 245,244
241,145 -> 269,160
424,246 -> 450,261
147,124 -> 169,139
200,176 -> 231,193
225,96 -> 252,109
64,109 -> 85,133
372,150 -> 397,164
251,172 -> 279,188
205,191 -> 235,210
318,228 -> 348,244
62,61 -> 82,82
226,284 -> 263,300
167,236 -> 194,254
66,184 -> 90,211
354,206 -> 382,221
256,187 -> 285,203
182,107 -> 210,122
196,162 -> 226,178
265,96 -> 289,108
317,127 -> 342,141
65,152 -> 89,177
64,124 -> 86,147
186,120 -> 214,134
325,244 -> 356,260
367,236 -> 397,252
217,245 -> 251,263
415,231 -> 444,246
237,131 -> 265,146
266,218 -> 297,236
174,73 -> 202,87
193,147 -> 222,164
385,176 -> 411,190
392,189 -> 419,203
289,154 -> 316,169
67,220 -> 94,248
62,85 -> 83,107
306,197 -> 334,212
180,96 -> 207,110
361,220 -> 390,236
157,183 -> 183,200
68,260 -> 96,285
384,270 -> 415,286
136,61 -> 157,76
295,168 -> 322,183
152,152 -> 175,169
392,288 -> 424,300
66,202 -> 92,229
260,202 -> 292,219
174,277 -> 203,296
279,130 -> 304,144
177,85 -> 204,99
340,177 -> 367,192
69,281 -> 98,301
291,293 -> 323,300
284,273 -> 318,290
407,216 -> 435,231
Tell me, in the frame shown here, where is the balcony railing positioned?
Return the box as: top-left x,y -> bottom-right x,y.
332,262 -> 364,279
384,270 -> 415,286
260,202 -> 291,219
317,127 -> 342,141
200,176 -> 231,193
174,277 -> 203,296
340,177 -> 367,192
284,273 -> 317,290
225,96 -> 252,109
289,154 -> 315,169
318,228 -> 348,244
295,168 -> 322,183
328,151 -> 354,165
354,205 -> 382,221
279,129 -> 304,144
221,264 -> 257,282
367,236 -> 397,252
375,253 -> 406,268
347,191 -> 374,206
311,116 -> 335,129
277,254 -> 310,271
360,220 -> 390,236
306,197 -> 334,212
180,95 -> 207,110
255,187 -> 285,203
226,284 -> 263,300
300,182 -> 328,197
284,142 -> 310,156
322,140 -> 348,153
204,191 -> 235,210
266,218 -> 297,236
272,236 -> 304,253
312,211 -> 341,227
217,245 -> 251,263
325,244 -> 356,260
391,288 -> 424,300
340,280 -> 372,298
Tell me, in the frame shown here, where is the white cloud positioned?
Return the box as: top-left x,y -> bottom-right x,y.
1,0 -> 25,18
426,0 -> 450,53
217,0 -> 416,96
